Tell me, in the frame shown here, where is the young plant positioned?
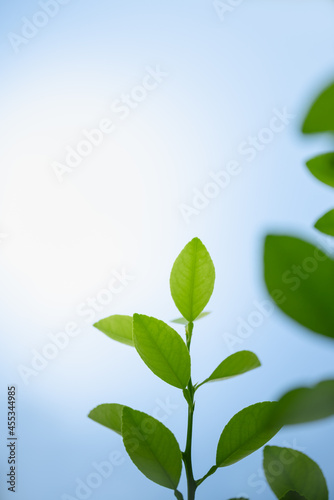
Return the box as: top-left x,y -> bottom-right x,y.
88,238 -> 331,499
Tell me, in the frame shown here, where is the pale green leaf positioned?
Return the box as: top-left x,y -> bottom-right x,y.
170,238 -> 215,322
216,402 -> 281,467
122,407 -> 182,490
171,311 -> 211,325
133,314 -> 190,389
94,315 -> 134,346
88,403 -> 124,435
197,351 -> 261,389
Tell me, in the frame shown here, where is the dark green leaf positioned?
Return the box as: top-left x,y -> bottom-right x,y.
216,402 -> 281,467
315,209 -> 334,236
94,315 -> 134,347
264,235 -> 334,339
197,351 -> 261,389
88,404 -> 124,435
170,238 -> 215,322
272,380 -> 334,426
306,153 -> 334,188
171,311 -> 211,325
263,446 -> 328,500
280,493 -> 308,500
122,407 -> 182,490
302,82 -> 334,134
133,314 -> 191,389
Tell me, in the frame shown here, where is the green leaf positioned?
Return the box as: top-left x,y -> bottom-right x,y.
171,311 -> 211,325
133,314 -> 191,389
280,493 -> 308,500
122,407 -> 182,490
306,153 -> 334,188
197,351 -> 261,389
264,235 -> 334,339
88,403 -> 124,435
315,209 -> 334,236
263,446 -> 328,500
170,238 -> 215,322
302,82 -> 334,134
272,380 -> 334,426
216,402 -> 281,467
94,315 -> 134,347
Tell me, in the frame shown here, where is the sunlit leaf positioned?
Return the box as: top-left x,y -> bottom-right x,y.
170,238 -> 215,322
133,314 -> 190,389
171,311 -> 211,325
197,351 -> 260,389
122,407 -> 182,490
216,402 -> 281,467
94,315 -> 134,346
88,403 -> 124,435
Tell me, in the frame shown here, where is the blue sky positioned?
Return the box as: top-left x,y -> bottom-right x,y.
1,1 -> 334,499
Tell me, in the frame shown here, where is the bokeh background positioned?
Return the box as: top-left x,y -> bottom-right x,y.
1,1 -> 334,499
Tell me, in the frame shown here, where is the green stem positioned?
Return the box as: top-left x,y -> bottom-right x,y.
183,381 -> 197,500
183,322 -> 197,500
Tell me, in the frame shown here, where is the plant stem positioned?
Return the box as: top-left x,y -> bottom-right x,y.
183,380 -> 197,500
183,322 -> 197,500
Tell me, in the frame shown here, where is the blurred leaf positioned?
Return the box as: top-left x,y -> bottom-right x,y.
264,235 -> 334,339
88,404 -> 124,435
302,82 -> 334,133
94,315 -> 134,347
122,407 -> 182,490
306,153 -> 334,188
263,446 -> 328,500
133,314 -> 190,389
197,351 -> 261,389
171,311 -> 211,325
272,380 -> 334,426
280,493 -> 308,500
315,209 -> 334,236
170,238 -> 215,322
216,402 -> 281,467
